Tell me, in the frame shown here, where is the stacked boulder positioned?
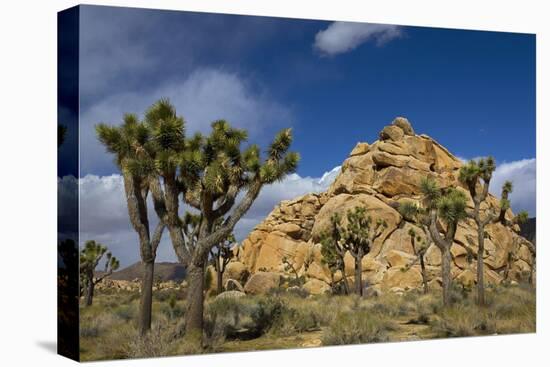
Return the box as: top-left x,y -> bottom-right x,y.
227,117 -> 534,295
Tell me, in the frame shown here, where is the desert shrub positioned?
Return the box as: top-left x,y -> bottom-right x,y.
154,289 -> 180,302
114,304 -> 136,322
268,306 -> 320,336
431,304 -> 496,337
286,286 -> 310,298
204,295 -> 256,341
124,317 -> 179,358
80,313 -> 117,338
322,310 -> 396,345
250,296 -> 288,335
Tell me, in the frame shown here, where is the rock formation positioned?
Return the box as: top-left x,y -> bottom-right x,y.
230,117 -> 535,294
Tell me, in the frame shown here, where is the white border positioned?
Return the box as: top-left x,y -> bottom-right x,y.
0,1 -> 547,366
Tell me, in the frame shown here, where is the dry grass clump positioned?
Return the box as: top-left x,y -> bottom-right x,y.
430,284 -> 535,337
322,310 -> 396,345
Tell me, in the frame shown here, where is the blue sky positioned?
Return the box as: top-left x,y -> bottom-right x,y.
66,5 -> 536,266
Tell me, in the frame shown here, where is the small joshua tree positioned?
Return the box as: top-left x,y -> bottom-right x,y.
331,207 -> 387,296
80,240 -> 120,306
408,228 -> 430,294
320,223 -> 349,294
398,202 -> 432,294
210,231 -> 236,294
420,178 -> 468,306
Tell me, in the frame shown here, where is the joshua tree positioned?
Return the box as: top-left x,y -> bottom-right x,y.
398,202 -> 432,294
137,99 -> 299,346
420,178 -> 468,306
459,159 -> 530,305
96,115 -> 166,335
408,228 -> 430,294
210,231 -> 236,294
79,240 -> 120,306
320,219 -> 349,294
459,157 -> 498,306
327,207 -> 387,296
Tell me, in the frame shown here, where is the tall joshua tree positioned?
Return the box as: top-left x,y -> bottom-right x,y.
459,159 -> 530,305
96,115 -> 166,335
328,207 -> 387,296
210,231 -> 235,294
139,99 -> 299,346
420,178 -> 468,306
80,240 -> 120,306
459,157 -> 498,306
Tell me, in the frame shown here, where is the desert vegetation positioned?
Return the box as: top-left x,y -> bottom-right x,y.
80,282 -> 535,361
83,111 -> 536,360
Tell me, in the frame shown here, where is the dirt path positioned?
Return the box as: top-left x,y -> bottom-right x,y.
389,316 -> 438,341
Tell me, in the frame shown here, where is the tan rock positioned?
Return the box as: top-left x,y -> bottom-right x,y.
373,167 -> 426,197
392,117 -> 415,136
350,142 -> 370,156
379,125 -> 405,141
303,279 -> 330,295
224,279 -> 245,292
224,261 -> 248,283
384,250 -> 417,268
381,267 -> 423,291
244,272 -> 281,295
311,193 -> 401,257
253,233 -> 300,272
273,223 -> 302,239
425,244 -> 442,267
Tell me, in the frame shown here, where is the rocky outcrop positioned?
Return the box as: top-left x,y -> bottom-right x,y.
232,117 -> 535,294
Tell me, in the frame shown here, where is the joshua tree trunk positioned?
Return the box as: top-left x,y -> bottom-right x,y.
216,268 -> 223,294
354,248 -> 364,296
85,273 -> 94,306
342,273 -> 350,295
476,227 -> 485,306
139,260 -> 155,335
441,246 -> 452,306
185,261 -> 205,347
419,254 -> 429,294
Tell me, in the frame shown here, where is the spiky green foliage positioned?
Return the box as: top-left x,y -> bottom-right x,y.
320,213 -> 348,293
515,210 -> 529,224
437,188 -> 468,225
337,207 -> 388,255
96,114 -> 156,177
420,177 -> 440,208
398,201 -> 420,222
324,207 -> 387,295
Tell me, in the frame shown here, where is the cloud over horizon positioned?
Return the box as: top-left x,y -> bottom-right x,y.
71,166 -> 341,267
489,158 -> 536,216
64,154 -> 536,268
314,22 -> 402,56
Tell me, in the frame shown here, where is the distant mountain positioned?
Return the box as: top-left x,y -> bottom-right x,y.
97,262 -> 186,282
520,217 -> 536,245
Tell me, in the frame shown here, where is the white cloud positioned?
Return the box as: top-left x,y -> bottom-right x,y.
314,22 -> 402,56
70,166 -> 341,267
80,68 -> 293,174
489,158 -> 536,216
